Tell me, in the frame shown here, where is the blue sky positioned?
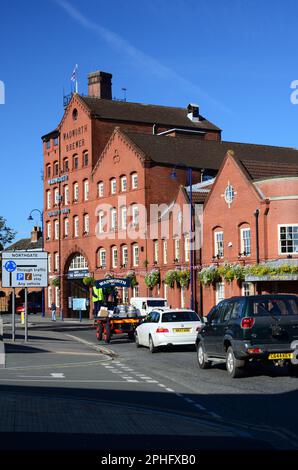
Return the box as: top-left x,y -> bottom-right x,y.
1,0 -> 298,241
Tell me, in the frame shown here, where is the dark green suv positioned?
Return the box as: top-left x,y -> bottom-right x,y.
196,294 -> 298,378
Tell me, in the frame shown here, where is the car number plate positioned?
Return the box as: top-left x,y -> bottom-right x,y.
173,328 -> 191,333
268,353 -> 293,360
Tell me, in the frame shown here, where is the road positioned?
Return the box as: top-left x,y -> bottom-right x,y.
0,318 -> 297,451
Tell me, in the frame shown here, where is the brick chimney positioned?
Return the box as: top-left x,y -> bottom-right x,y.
88,71 -> 112,99
31,226 -> 42,243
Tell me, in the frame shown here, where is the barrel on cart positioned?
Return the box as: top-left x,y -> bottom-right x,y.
94,305 -> 141,343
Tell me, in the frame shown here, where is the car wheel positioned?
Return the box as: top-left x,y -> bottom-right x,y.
226,346 -> 245,378
135,332 -> 141,348
197,342 -> 211,369
149,335 -> 157,353
288,362 -> 298,377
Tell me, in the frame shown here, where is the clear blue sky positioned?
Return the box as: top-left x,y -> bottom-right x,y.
1,0 -> 298,241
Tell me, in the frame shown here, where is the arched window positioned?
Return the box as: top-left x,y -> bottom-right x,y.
69,254 -> 88,270
213,227 -> 224,258
98,248 -> 106,268
83,151 -> 89,167
64,218 -> 69,237
110,177 -> 117,194
64,185 -> 69,205
83,214 -> 89,234
121,245 -> 128,267
239,223 -> 251,256
120,206 -> 127,230
73,182 -> 79,202
97,181 -> 104,198
111,246 -> 118,268
131,172 -> 138,189
46,190 -> 51,209
73,154 -> 79,170
132,243 -> 139,267
83,179 -> 89,201
63,158 -> 69,172
54,220 -> 59,240
120,175 -> 127,192
73,216 -> 79,238
54,161 -> 59,176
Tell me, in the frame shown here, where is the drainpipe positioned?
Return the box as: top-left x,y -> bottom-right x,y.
254,209 -> 260,264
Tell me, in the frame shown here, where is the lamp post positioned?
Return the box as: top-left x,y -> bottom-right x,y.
28,209 -> 45,318
170,165 -> 195,311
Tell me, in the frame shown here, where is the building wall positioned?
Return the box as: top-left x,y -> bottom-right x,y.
201,154 -> 298,314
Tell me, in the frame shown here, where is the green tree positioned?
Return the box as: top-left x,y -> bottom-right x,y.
0,216 -> 16,250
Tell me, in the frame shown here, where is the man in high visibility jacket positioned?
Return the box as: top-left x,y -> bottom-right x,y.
92,285 -> 104,316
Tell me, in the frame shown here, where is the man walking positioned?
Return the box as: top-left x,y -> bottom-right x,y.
51,302 -> 57,321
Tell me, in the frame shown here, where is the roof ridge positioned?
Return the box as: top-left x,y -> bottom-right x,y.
223,140 -> 298,151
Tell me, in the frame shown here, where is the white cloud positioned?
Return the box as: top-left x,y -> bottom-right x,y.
55,0 -> 230,112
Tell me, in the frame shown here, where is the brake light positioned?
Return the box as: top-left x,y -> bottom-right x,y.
247,348 -> 263,354
241,317 -> 255,329
156,327 -> 169,333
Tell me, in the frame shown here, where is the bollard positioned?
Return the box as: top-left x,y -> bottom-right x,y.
21,311 -> 25,325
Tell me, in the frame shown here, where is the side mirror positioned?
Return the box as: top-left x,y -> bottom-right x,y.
202,317 -> 208,324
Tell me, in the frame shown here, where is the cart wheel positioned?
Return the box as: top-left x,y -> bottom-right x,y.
104,322 -> 111,343
96,324 -> 103,341
128,332 -> 135,341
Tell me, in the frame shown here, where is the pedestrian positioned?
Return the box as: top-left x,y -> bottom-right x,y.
51,302 -> 56,321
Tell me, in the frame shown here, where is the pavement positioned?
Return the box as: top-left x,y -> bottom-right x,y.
0,316 -> 269,451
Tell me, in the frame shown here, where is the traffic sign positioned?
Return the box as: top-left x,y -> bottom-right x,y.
4,260 -> 17,272
1,251 -> 48,288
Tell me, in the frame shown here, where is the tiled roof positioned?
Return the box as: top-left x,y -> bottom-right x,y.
79,96 -> 221,132
123,131 -> 298,177
4,238 -> 43,251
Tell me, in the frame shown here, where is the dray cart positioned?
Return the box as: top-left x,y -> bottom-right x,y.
94,316 -> 141,343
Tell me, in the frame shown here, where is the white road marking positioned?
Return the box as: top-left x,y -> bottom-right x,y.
194,403 -> 206,410
51,373 -> 65,378
0,378 -> 129,383
158,384 -> 167,388
126,379 -> 139,383
146,380 -> 158,383
165,388 -> 175,392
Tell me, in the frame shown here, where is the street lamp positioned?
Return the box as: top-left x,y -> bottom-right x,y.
28,209 -> 45,318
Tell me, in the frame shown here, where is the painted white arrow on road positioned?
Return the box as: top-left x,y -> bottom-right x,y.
18,373 -> 65,379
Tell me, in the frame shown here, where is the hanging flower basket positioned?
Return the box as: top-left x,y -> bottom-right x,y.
51,277 -> 60,287
126,270 -> 138,288
82,276 -> 95,287
145,269 -> 160,289
177,269 -> 190,288
164,270 -> 178,288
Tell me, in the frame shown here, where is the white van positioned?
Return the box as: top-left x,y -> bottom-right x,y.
130,297 -> 168,317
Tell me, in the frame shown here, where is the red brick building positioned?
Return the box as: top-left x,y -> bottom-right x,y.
201,149 -> 298,314
42,70 -> 298,318
42,70 -> 221,317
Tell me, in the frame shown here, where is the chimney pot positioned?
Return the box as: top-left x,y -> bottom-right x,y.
88,71 -> 112,99
31,226 -> 42,243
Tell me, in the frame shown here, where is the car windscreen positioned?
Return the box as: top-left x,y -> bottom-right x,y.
247,298 -> 298,316
161,311 -> 199,322
147,300 -> 166,307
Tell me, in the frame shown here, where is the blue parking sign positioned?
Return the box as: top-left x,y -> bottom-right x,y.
16,273 -> 24,281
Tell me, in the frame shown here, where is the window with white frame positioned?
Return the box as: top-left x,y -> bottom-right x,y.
132,244 -> 139,267
112,246 -> 118,268
215,282 -> 225,304
163,240 -> 168,264
164,283 -> 168,300
121,176 -> 127,192
46,221 -> 51,240
64,218 -> 69,237
84,214 -> 89,234
98,211 -> 105,233
242,282 -> 254,296
122,245 -> 128,267
48,254 -> 52,273
174,238 -> 180,262
133,285 -> 139,297
55,287 -> 60,308
121,206 -> 127,230
54,252 -> 59,271
54,188 -> 59,206
48,286 -> 52,308
154,240 -> 159,263
98,248 -> 106,268
131,204 -> 139,226
184,235 -> 190,262
47,190 -> 51,209
83,180 -> 89,201
110,208 -> 117,231
64,185 -> 69,205
122,287 -> 129,303
73,182 -> 79,202
54,220 -> 59,240
110,178 -> 117,194
131,172 -> 138,189
74,216 -> 79,237
279,225 -> 298,254
214,231 -> 224,258
240,227 -> 251,256
69,255 -> 88,270
98,181 -> 104,198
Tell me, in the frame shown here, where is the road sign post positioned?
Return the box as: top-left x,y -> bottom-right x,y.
12,288 -> 15,342
24,288 -> 28,342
